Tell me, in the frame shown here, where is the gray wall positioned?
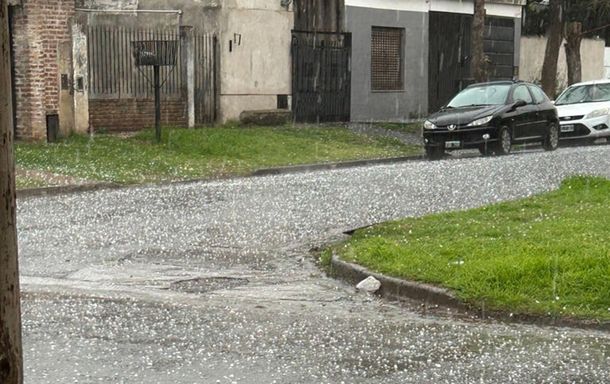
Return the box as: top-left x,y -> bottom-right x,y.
346,6 -> 428,122
76,0 -> 220,33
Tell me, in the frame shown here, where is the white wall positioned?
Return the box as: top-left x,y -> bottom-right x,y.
604,47 -> 610,79
519,36 -> 605,94
219,1 -> 293,122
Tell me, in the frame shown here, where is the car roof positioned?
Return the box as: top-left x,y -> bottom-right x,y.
466,80 -> 533,89
564,79 -> 610,87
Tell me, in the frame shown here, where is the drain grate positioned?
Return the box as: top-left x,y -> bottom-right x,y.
170,277 -> 249,294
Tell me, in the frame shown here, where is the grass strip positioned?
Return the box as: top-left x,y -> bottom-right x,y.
16,125 -> 420,186
329,176 -> 610,320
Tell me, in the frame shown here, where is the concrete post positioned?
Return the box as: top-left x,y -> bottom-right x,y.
180,26 -> 195,128
0,0 -> 23,383
72,20 -> 90,134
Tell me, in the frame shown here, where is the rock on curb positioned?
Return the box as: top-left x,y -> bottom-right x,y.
330,255 -> 466,310
330,255 -> 610,331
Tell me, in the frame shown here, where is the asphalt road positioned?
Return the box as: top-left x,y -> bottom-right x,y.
18,145 -> 610,383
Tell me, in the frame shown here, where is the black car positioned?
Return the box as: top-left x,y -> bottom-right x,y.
423,81 -> 560,159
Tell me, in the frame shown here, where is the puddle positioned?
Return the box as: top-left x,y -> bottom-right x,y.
170,277 -> 249,294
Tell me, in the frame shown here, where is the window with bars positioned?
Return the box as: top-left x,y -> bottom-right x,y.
371,27 -> 404,91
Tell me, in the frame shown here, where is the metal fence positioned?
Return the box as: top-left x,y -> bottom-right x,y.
291,31 -> 351,123
87,26 -> 217,124
87,26 -> 182,99
194,33 -> 217,124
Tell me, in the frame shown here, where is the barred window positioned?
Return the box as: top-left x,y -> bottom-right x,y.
371,27 -> 404,91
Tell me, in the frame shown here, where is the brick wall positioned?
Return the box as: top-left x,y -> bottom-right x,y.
89,98 -> 188,131
10,0 -> 75,140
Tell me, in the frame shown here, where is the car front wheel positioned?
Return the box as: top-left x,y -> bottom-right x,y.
543,122 -> 559,151
494,126 -> 512,155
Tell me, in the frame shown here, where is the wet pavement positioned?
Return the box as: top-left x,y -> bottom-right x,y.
18,145 -> 610,383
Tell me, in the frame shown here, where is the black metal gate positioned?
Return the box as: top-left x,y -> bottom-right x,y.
194,34 -> 217,124
428,12 -> 472,113
428,12 -> 515,113
291,31 -> 351,123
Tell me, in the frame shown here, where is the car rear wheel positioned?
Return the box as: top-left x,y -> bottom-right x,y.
494,126 -> 512,155
425,145 -> 444,160
543,122 -> 559,151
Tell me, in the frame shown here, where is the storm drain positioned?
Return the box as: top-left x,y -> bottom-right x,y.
170,277 -> 249,294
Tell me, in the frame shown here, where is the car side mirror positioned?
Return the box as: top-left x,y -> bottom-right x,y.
512,100 -> 527,110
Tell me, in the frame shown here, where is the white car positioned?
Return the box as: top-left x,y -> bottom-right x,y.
554,80 -> 610,143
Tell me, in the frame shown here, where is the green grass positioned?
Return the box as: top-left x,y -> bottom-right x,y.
15,125 -> 420,185
330,176 -> 610,320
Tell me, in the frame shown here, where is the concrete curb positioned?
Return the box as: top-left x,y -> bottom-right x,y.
251,155 -> 424,176
17,154 -> 425,198
17,182 -> 122,199
330,255 -> 610,331
330,255 -> 466,310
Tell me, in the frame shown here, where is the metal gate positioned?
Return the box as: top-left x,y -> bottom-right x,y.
87,26 -> 217,126
194,34 -> 217,124
428,12 -> 472,113
291,31 -> 351,123
428,12 -> 515,113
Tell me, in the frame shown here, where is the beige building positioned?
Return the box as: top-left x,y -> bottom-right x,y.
218,0 -> 293,122
8,0 -> 295,140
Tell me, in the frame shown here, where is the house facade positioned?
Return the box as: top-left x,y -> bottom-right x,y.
344,0 -> 525,122
9,0 -> 529,140
8,0 -> 294,140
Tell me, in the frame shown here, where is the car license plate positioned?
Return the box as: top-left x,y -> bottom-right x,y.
561,124 -> 575,132
445,140 -> 461,149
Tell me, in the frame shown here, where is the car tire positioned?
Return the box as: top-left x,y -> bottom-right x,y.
425,145 -> 444,160
543,122 -> 559,151
494,126 -> 512,155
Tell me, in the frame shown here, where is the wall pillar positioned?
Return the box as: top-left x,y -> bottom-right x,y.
72,20 -> 89,134
58,41 -> 75,136
180,25 -> 195,128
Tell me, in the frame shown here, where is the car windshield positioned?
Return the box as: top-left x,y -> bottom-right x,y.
446,84 -> 511,108
555,83 -> 610,105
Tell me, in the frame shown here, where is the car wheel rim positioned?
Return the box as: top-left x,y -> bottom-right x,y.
501,130 -> 511,153
550,124 -> 559,148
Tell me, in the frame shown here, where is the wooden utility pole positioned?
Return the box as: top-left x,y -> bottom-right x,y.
540,0 -> 563,98
471,0 -> 488,83
0,0 -> 23,383
564,21 -> 583,86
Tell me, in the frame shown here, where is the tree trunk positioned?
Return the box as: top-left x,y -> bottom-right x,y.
540,0 -> 563,98
471,0 -> 487,83
565,21 -> 582,86
0,1 -> 23,383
